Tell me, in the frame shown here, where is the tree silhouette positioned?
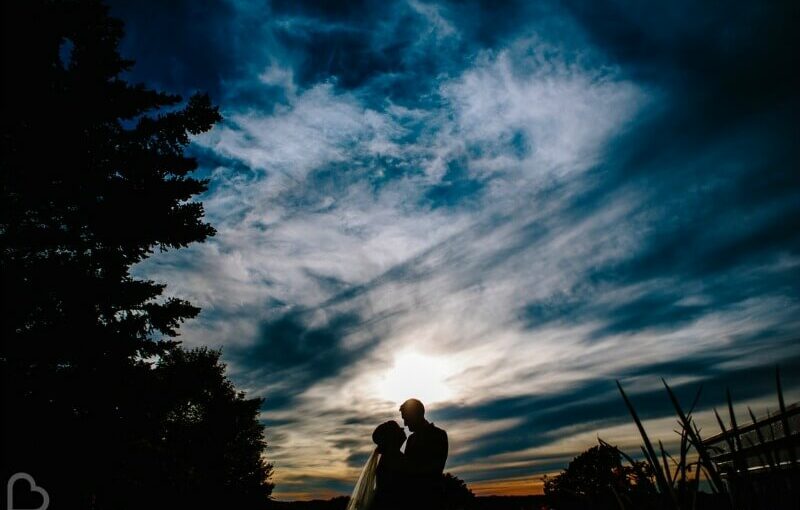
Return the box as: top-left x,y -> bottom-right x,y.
118,348 -> 274,509
543,443 -> 656,510
1,1 -> 272,508
2,0 -> 217,368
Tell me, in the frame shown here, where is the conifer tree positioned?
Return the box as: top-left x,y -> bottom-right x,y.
1,2 -> 273,507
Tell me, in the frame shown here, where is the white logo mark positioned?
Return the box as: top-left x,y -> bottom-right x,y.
7,473 -> 50,510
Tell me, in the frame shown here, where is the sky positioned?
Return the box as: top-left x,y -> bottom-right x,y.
109,0 -> 799,500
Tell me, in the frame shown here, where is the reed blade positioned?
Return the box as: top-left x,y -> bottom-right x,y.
659,440 -> 674,486
767,409 -> 777,442
598,437 -> 653,493
616,380 -> 674,501
610,484 -> 626,510
691,461 -> 702,510
678,428 -> 689,487
662,379 -> 726,494
726,388 -> 749,480
713,408 -> 743,476
640,445 -> 657,474
776,366 -> 797,466
726,389 -> 744,452
747,406 -> 778,472
713,408 -> 736,454
599,437 -> 638,467
688,383 -> 703,417
743,435 -> 768,472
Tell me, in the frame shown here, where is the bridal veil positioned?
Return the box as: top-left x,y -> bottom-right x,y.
346,448 -> 379,510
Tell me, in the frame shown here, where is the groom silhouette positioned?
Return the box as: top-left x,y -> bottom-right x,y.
400,398 -> 448,508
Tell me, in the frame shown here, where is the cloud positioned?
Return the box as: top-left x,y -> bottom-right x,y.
120,0 -> 800,499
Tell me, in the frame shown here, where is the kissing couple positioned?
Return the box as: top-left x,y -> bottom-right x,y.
347,398 -> 449,510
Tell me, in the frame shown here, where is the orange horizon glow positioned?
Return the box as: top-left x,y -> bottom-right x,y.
468,475 -> 547,497
270,489 -> 347,502
270,474 -> 551,502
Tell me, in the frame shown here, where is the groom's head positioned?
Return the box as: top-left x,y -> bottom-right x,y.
400,398 -> 426,431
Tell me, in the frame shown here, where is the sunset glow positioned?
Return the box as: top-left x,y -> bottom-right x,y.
374,351 -> 456,406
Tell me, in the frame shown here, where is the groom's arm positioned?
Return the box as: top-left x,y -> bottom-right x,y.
409,430 -> 449,476
436,429 -> 449,473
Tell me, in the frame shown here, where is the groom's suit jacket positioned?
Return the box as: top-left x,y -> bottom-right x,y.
405,421 -> 448,505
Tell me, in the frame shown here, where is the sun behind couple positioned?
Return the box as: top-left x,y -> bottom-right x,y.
348,398 -> 449,510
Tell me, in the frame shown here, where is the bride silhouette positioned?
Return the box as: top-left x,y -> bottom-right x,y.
347,420 -> 407,510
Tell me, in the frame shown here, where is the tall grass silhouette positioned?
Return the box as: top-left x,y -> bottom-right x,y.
614,368 -> 799,510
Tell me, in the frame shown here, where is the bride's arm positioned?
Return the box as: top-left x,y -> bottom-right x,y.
380,449 -> 409,473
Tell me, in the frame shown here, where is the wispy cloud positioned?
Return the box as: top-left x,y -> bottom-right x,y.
123,0 -> 800,499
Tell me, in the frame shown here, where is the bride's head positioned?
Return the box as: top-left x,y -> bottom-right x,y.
372,420 -> 406,453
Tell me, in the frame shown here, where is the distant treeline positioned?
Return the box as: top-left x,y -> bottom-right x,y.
267,495 -> 547,510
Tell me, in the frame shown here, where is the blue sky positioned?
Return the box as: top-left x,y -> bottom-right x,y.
111,0 -> 800,499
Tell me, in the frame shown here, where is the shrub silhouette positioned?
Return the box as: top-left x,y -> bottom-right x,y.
443,472 -> 477,510
543,443 -> 656,510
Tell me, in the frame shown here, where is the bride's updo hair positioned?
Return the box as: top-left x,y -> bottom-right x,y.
372,420 -> 406,452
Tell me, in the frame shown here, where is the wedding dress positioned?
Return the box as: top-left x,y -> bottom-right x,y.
346,449 -> 379,510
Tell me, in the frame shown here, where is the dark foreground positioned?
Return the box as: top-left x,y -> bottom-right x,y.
268,495 -> 548,509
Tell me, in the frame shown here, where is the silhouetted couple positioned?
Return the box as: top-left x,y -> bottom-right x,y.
348,399 -> 448,510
